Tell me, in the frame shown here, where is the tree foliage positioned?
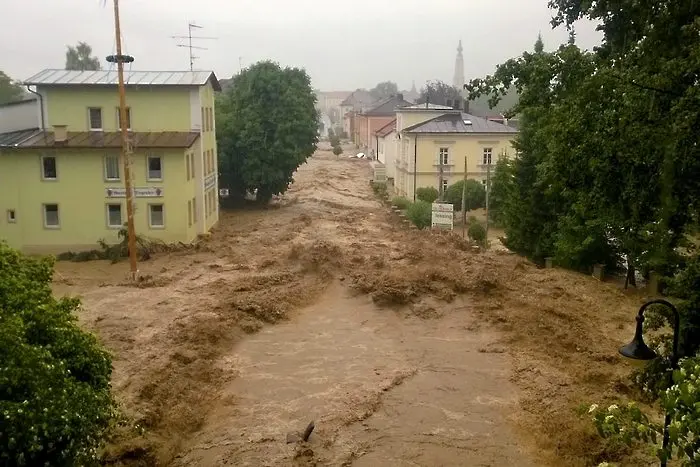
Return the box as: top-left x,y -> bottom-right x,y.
416,186 -> 438,203
369,81 -> 398,100
65,42 -> 101,71
0,243 -> 114,466
487,158 -> 514,227
406,201 -> 432,229
445,179 -> 485,212
416,80 -> 462,106
216,61 -> 318,203
0,71 -> 25,105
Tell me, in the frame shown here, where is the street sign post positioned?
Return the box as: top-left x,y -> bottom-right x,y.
431,202 -> 454,230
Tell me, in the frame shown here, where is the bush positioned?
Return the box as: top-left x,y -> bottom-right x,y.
445,179 -> 486,211
406,201 -> 432,229
332,145 -> 342,156
416,186 -> 439,203
391,196 -> 411,210
0,242 -> 115,466
371,181 -> 388,199
468,222 -> 487,246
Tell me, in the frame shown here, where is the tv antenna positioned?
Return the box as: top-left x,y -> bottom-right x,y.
171,22 -> 217,70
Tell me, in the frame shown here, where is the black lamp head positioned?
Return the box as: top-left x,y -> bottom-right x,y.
619,314 -> 657,361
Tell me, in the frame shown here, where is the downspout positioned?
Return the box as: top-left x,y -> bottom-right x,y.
376,134 -> 379,162
26,86 -> 45,132
413,134 -> 418,201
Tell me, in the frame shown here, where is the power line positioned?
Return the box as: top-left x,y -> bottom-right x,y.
171,22 -> 217,71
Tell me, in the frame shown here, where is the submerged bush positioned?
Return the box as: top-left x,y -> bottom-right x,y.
0,242 -> 115,466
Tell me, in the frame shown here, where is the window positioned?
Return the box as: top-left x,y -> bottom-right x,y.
190,153 -> 195,178
88,107 -> 103,131
43,204 -> 59,228
192,197 -> 197,223
106,203 -> 122,228
482,179 -> 488,186
148,204 -> 164,228
188,200 -> 193,226
482,147 -> 493,165
7,209 -> 16,223
441,179 -> 449,195
104,154 -> 120,180
205,194 -> 209,219
41,155 -> 57,180
209,108 -> 214,131
116,107 -> 131,130
439,147 -> 449,165
201,107 -> 207,132
186,153 -> 191,180
147,155 -> 162,180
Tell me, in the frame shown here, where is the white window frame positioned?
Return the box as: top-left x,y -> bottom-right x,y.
106,203 -> 123,229
148,204 -> 165,229
40,154 -> 57,180
439,147 -> 449,166
7,209 -> 16,223
104,154 -> 121,181
192,197 -> 197,223
88,107 -> 103,131
147,154 -> 163,181
116,107 -> 131,131
42,203 -> 60,229
482,147 -> 493,165
441,179 -> 449,195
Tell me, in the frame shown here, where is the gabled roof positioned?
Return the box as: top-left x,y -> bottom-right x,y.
340,89 -> 377,108
363,94 -> 414,116
24,69 -> 222,91
0,128 -> 40,147
375,119 -> 396,137
403,112 -> 518,134
16,131 -> 200,149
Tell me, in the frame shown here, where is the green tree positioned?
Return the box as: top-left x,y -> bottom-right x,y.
416,186 -> 438,203
487,158 -> 514,227
406,201 -> 432,229
65,42 -> 101,71
445,179 -> 485,212
216,60 -> 319,203
0,71 -> 25,105
369,81 -> 398,100
416,80 -> 462,106
0,242 -> 114,465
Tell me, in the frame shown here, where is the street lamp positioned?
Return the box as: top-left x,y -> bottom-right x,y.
619,299 -> 680,467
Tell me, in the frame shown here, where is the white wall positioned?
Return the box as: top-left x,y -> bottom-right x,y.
0,99 -> 39,133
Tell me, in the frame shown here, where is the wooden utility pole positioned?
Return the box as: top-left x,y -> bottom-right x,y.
111,0 -> 138,278
461,155 -> 467,238
485,161 -> 492,247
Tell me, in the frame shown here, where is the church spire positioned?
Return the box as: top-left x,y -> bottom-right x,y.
453,40 -> 465,90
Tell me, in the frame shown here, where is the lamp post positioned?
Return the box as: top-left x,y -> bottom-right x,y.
619,299 -> 680,467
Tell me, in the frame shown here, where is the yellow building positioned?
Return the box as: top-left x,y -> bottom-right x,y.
393,105 -> 518,200
0,69 -> 221,254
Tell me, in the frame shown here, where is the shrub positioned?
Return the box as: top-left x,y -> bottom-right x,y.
371,181 -> 388,199
445,179 -> 486,211
406,201 -> 432,229
332,145 -> 342,156
416,186 -> 439,203
468,221 -> 487,246
391,196 -> 411,210
0,242 -> 115,466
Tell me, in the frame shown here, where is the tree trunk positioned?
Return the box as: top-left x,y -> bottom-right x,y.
625,256 -> 637,289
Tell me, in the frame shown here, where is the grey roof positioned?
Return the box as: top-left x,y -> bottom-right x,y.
399,103 -> 455,111
403,112 -> 519,134
0,96 -> 37,108
24,69 -> 222,91
364,95 -> 414,116
340,89 -> 377,108
0,128 -> 40,147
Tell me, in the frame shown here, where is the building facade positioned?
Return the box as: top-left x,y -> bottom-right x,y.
393,111 -> 518,200
0,69 -> 221,254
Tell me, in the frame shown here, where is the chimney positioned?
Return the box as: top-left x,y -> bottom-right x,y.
53,125 -> 67,143
463,99 -> 470,114
396,93 -> 403,101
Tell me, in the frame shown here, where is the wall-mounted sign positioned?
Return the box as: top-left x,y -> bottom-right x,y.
105,187 -> 164,198
205,174 -> 216,190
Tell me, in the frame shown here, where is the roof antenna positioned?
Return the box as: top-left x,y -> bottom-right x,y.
171,22 -> 217,71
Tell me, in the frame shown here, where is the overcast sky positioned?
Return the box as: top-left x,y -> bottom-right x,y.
0,0 -> 601,91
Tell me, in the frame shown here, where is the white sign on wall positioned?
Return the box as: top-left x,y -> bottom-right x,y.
431,202 -> 454,230
204,174 -> 216,190
105,187 -> 164,198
